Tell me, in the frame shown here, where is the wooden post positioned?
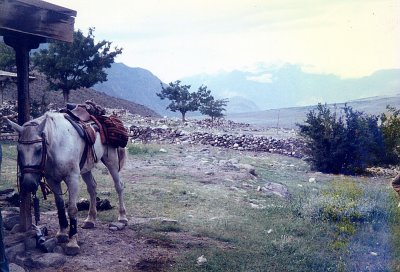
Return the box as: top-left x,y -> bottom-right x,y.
4,35 -> 41,232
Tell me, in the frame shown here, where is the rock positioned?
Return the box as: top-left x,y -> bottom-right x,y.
196,255 -> 207,266
99,191 -> 111,196
109,222 -> 126,230
308,177 -> 316,183
18,253 -> 66,269
53,245 -> 64,254
159,148 -> 167,153
5,243 -> 25,262
262,182 -> 290,198
24,237 -> 36,251
41,238 -> 58,253
3,214 -> 20,231
8,263 -> 26,272
234,163 -> 257,176
161,218 -> 178,225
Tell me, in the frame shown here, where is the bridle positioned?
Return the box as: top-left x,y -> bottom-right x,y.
17,124 -> 52,200
18,136 -> 47,176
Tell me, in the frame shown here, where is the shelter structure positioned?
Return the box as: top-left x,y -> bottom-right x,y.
0,0 -> 76,231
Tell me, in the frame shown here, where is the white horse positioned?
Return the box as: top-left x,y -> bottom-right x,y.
8,112 -> 127,254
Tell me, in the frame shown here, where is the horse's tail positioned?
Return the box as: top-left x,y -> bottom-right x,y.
118,147 -> 126,172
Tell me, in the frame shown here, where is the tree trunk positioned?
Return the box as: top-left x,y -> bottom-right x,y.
63,90 -> 70,104
181,111 -> 186,122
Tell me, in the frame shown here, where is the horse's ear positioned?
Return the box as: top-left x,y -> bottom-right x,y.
6,118 -> 23,134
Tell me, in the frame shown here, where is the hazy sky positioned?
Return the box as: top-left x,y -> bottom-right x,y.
51,0 -> 400,83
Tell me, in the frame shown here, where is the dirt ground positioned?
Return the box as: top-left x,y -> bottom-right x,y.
34,211 -> 228,272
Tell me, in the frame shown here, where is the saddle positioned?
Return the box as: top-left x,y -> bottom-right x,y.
62,101 -> 128,169
63,104 -> 98,169
64,105 -> 97,145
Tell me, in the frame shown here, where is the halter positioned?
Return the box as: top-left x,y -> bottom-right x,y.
18,136 -> 47,176
17,126 -> 52,200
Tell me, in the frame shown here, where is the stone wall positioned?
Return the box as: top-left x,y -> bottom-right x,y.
130,126 -> 306,158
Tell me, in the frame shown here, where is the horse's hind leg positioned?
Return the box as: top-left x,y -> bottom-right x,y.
81,171 -> 97,229
102,148 -> 127,224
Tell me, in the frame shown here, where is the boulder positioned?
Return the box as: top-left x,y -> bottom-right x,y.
16,253 -> 66,269
262,182 -> 290,198
8,263 -> 25,272
5,243 -> 25,262
41,238 -> 58,253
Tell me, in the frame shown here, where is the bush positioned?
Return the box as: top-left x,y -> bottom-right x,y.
297,104 -> 385,174
381,106 -> 400,164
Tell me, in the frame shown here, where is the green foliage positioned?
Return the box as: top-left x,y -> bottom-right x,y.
381,106 -> 400,164
197,85 -> 228,123
157,80 -> 199,121
0,41 -> 15,71
32,28 -> 123,103
297,103 -> 385,174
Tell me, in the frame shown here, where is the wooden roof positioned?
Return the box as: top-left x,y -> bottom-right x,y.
0,0 -> 76,42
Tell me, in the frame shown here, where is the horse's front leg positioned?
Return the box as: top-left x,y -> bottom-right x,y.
52,182 -> 69,243
65,172 -> 80,255
81,171 -> 97,229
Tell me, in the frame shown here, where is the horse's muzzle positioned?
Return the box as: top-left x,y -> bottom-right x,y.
21,174 -> 39,193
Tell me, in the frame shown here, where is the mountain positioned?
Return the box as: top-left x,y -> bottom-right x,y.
226,96 -> 260,113
93,63 -> 169,115
227,94 -> 400,129
181,64 -> 400,111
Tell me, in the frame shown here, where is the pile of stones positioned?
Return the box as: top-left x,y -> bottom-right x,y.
129,125 -> 306,158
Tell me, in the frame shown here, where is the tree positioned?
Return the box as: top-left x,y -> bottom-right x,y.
0,41 -> 15,71
198,87 -> 228,124
157,80 -> 199,122
32,28 -> 122,103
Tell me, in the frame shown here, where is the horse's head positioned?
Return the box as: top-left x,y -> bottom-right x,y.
7,118 -> 47,193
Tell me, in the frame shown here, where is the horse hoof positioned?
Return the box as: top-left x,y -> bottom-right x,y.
56,233 -> 69,243
65,243 -> 80,256
118,217 -> 128,226
81,221 -> 95,229
65,236 -> 80,256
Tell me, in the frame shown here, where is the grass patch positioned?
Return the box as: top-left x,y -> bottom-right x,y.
127,143 -> 161,156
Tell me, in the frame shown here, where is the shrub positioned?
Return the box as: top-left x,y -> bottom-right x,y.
297,104 -> 385,174
381,106 -> 400,164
